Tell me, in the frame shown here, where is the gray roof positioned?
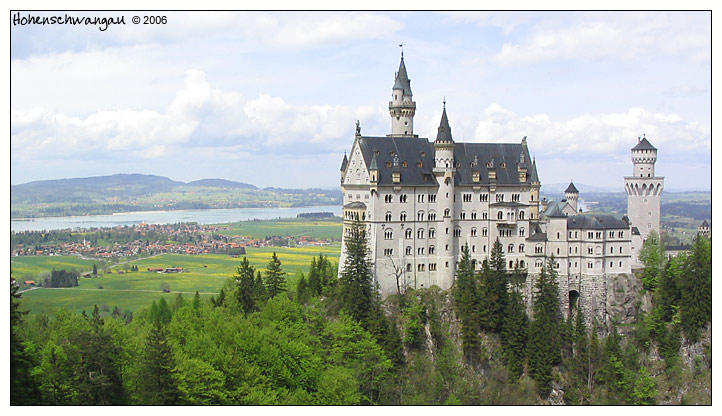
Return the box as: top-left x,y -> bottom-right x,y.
546,204 -> 567,218
435,107 -> 453,143
701,220 -> 710,227
392,56 -> 412,96
354,135 -> 535,187
632,137 -> 657,151
344,202 -> 367,209
527,223 -> 547,241
529,157 -> 539,183
340,153 -> 348,171
565,182 -> 579,194
369,153 -> 378,170
490,201 -> 526,208
566,214 -> 629,230
632,227 -> 640,236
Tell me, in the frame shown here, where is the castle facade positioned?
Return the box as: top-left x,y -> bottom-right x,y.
339,54 -> 662,323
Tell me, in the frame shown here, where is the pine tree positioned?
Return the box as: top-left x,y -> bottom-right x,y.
639,230 -> 665,290
92,264 -> 98,275
500,277 -> 528,379
136,322 -> 181,405
679,236 -> 711,343
234,257 -> 256,315
10,280 -> 40,405
338,219 -> 374,324
254,271 -> 267,304
264,252 -> 286,298
527,257 -> 562,396
296,272 -> 311,304
192,291 -> 201,312
454,245 -> 481,363
308,257 -> 322,296
478,238 -> 508,333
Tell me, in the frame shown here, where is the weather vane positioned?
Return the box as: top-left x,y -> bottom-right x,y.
399,43 -> 405,57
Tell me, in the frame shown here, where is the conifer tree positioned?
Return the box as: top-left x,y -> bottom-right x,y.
308,257 -> 322,296
264,252 -> 286,298
338,219 -> 374,324
454,245 -> 481,362
10,280 -> 40,405
235,257 -> 257,315
137,322 -> 181,405
192,291 -> 201,312
296,272 -> 311,304
478,238 -> 508,333
679,236 -> 711,343
527,257 -> 562,396
254,270 -> 267,304
500,271 -> 528,380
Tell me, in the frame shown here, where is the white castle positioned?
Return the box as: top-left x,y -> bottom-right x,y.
339,53 -> 662,322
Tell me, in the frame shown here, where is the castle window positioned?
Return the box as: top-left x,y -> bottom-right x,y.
385,212 -> 392,222
498,211 -> 503,220
508,244 -> 514,253
575,231 -> 578,238
444,208 -> 450,217
472,245 -> 476,253
509,260 -> 514,269
500,162 -> 506,168
417,211 -> 425,221
384,229 -> 393,240
417,264 -> 425,271
400,194 -> 407,203
460,211 -> 466,220
610,261 -> 613,268
519,244 -> 525,253
482,211 -> 488,220
463,193 -> 472,202
480,194 -> 489,202
609,231 -> 615,238
520,260 -> 525,268
535,245 -> 543,254
384,194 -> 392,203
429,263 -> 437,271
400,212 -> 407,222
406,246 -> 412,255
386,161 -> 392,168
619,231 -> 624,238
418,194 -> 425,203
402,161 -> 408,168
417,229 -> 425,239
406,263 -> 412,272
519,227 -> 525,237
482,227 -> 488,237
557,232 -> 560,239
596,232 -> 602,239
496,194 -> 504,202
429,246 -> 435,254
446,228 -> 449,234
611,247 -> 614,254
428,194 -> 436,203
417,247 -> 425,255
619,261 -> 623,267
429,228 -> 436,238
428,212 -> 436,221
383,248 -> 393,256
483,245 -> 487,252
405,229 -> 412,239
519,211 -> 525,220
471,227 -> 477,237
556,248 -> 560,255
445,245 -> 449,252
535,260 -> 543,268
454,228 -> 461,237
471,211 -> 477,220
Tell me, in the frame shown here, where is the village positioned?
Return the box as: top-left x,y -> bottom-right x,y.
10,221 -> 336,259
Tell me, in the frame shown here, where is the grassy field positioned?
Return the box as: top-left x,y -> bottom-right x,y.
216,218 -> 342,240
14,245 -> 341,316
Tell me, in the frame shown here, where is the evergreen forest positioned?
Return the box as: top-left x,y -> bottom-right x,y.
10,221 -> 711,405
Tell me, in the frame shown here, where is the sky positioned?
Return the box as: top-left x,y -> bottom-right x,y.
9,10 -> 712,191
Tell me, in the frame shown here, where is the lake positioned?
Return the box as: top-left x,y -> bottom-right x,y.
10,205 -> 342,232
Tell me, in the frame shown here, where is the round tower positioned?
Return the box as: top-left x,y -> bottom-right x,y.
564,181 -> 579,213
433,102 -> 456,289
624,136 -> 664,263
388,51 -> 416,137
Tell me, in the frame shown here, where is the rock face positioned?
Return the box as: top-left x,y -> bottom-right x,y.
606,272 -> 649,324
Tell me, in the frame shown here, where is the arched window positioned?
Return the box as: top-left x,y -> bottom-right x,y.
405,228 -> 412,239
535,260 -> 543,268
417,247 -> 425,255
384,229 -> 393,240
519,244 -> 525,253
508,244 -> 514,253
482,227 -> 488,237
520,260 -> 525,268
406,246 -> 412,255
429,246 -> 435,254
385,212 -> 392,222
498,211 -> 504,220
471,227 -> 477,237
400,212 -> 407,222
417,228 -> 425,239
444,208 -> 450,217
519,211 -> 525,220
519,227 -> 525,237
428,228 -> 436,238
417,211 -> 425,221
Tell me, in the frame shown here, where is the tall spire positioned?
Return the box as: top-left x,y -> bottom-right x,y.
393,53 -> 412,96
435,104 -> 453,143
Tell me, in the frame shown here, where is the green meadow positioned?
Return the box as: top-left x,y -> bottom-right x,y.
216,218 -> 342,240
14,245 -> 341,316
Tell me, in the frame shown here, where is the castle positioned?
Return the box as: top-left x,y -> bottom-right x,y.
339,54 -> 663,323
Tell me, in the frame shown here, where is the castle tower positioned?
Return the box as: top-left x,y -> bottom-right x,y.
565,181 -> 579,213
433,103 -> 456,289
388,51 -> 416,137
624,136 -> 664,243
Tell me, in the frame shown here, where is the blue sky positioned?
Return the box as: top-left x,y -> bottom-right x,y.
10,11 -> 711,191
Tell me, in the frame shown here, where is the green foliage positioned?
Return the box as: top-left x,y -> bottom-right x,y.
453,245 -> 481,362
401,294 -> 427,349
337,219 -> 373,324
10,280 -> 41,405
501,283 -> 528,380
527,257 -> 562,396
633,367 -> 657,405
43,269 -> 79,288
234,257 -> 257,315
678,236 -> 711,343
477,239 -> 508,333
136,323 -> 181,404
639,230 -> 665,290
264,251 -> 286,298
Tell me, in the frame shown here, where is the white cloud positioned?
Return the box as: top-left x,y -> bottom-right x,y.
493,12 -> 710,65
471,103 -> 710,158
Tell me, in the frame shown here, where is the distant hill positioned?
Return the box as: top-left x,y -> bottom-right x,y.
11,174 -> 184,204
187,178 -> 257,189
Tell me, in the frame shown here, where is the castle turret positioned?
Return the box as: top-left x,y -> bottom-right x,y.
624,136 -> 664,263
433,103 -> 456,289
565,181 -> 579,213
388,51 -> 416,137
